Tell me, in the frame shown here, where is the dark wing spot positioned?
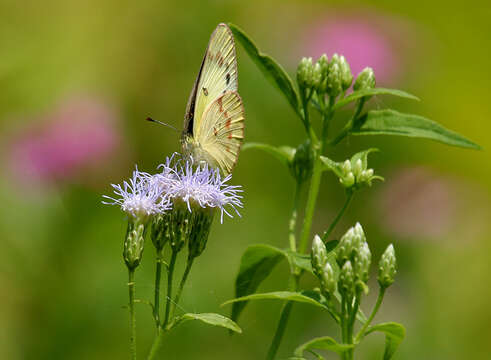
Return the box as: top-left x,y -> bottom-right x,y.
202,87 -> 208,96
226,73 -> 231,85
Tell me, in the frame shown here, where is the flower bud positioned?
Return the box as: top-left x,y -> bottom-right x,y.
354,242 -> 371,284
352,222 -> 366,250
353,67 -> 376,91
339,55 -> 353,90
124,220 -> 146,270
319,262 -> 337,296
337,227 -> 355,266
339,260 -> 355,299
291,140 -> 314,184
326,62 -> 342,98
311,235 -> 328,277
297,57 -> 314,91
150,213 -> 171,253
378,244 -> 397,288
339,172 -> 355,188
187,207 -> 215,260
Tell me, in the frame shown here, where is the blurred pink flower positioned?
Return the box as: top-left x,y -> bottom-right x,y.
301,9 -> 414,85
6,97 -> 121,185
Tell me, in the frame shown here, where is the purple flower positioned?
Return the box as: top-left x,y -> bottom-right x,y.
154,155 -> 243,223
103,168 -> 171,221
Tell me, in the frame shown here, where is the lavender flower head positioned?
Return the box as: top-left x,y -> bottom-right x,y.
103,168 -> 171,221
154,155 -> 243,223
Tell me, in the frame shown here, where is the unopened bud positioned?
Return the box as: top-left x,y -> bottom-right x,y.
124,221 -> 146,270
337,227 -> 355,265
326,62 -> 342,98
297,57 -> 314,91
339,55 -> 353,90
340,172 -> 355,188
339,260 -> 355,299
291,140 -> 314,184
150,213 -> 171,252
311,235 -> 328,277
187,207 -> 214,260
354,67 -> 376,91
353,159 -> 364,178
320,262 -> 337,295
378,244 -> 397,288
354,242 -> 371,284
342,159 -> 352,174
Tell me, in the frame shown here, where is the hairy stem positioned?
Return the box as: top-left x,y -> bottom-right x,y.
322,191 -> 353,242
163,250 -> 178,328
153,250 -> 163,327
128,269 -> 137,360
172,258 -> 194,318
355,287 -> 386,343
266,301 -> 294,360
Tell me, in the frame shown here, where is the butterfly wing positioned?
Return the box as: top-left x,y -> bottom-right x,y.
197,91 -> 244,175
183,23 -> 238,137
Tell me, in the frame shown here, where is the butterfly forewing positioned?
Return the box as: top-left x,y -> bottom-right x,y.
198,91 -> 244,175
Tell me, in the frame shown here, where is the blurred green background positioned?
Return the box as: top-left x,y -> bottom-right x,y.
1,1 -> 490,359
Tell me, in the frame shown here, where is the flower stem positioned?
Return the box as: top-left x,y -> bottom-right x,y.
289,182 -> 302,252
153,250 -> 163,327
146,327 -> 165,360
322,191 -> 353,242
354,287 -> 386,343
163,250 -> 178,328
172,257 -> 194,318
128,268 -> 137,360
298,155 -> 323,254
265,301 -> 294,360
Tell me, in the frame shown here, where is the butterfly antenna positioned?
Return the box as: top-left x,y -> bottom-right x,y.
145,117 -> 179,132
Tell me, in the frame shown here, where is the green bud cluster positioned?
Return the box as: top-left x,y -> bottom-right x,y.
124,220 -> 147,270
291,139 -> 314,184
339,260 -> 355,299
297,57 -> 314,91
378,244 -> 397,288
326,54 -> 353,97
353,67 -> 376,92
311,235 -> 336,296
339,158 -> 380,190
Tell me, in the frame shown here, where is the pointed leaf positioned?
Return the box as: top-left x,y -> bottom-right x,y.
352,109 -> 480,149
319,156 -> 344,178
242,142 -> 295,168
350,148 -> 379,169
223,291 -> 328,310
231,244 -> 287,322
229,23 -> 301,117
294,336 -> 354,357
333,88 -> 419,111
285,250 -> 313,273
172,313 -> 242,333
366,322 -> 406,360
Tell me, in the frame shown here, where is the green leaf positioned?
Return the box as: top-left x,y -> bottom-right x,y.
242,142 -> 295,168
352,109 -> 481,149
294,336 -> 354,357
350,148 -> 379,169
230,244 -> 287,322
172,313 -> 242,333
324,240 -> 339,252
366,322 -> 406,360
319,155 -> 344,178
333,88 -> 419,111
223,291 -> 328,310
229,23 -> 301,117
285,250 -> 313,273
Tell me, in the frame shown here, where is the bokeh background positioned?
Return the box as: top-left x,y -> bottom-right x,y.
1,1 -> 490,359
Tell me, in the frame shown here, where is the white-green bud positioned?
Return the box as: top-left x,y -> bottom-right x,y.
342,159 -> 352,174
150,213 -> 171,253
353,159 -> 363,178
124,221 -> 146,270
187,207 -> 214,260
297,57 -> 314,91
378,244 -> 397,288
311,235 -> 328,277
339,260 -> 355,299
326,62 -> 342,98
337,227 -> 355,266
354,67 -> 376,91
320,262 -> 337,295
340,172 -> 355,188
339,55 -> 353,90
354,242 -> 372,285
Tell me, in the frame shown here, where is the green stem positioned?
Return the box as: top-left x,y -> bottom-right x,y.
128,269 -> 137,360
298,155 -> 323,254
153,250 -> 163,327
265,301 -> 294,360
354,287 -> 386,343
322,191 -> 354,242
146,327 -> 165,360
172,257 -> 194,318
289,182 -> 302,252
341,297 -> 348,360
163,250 -> 178,328
347,292 -> 361,360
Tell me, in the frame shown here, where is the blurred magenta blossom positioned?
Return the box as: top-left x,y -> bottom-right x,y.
301,10 -> 413,85
7,97 -> 121,185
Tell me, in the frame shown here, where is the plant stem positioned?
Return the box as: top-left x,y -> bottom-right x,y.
163,250 -> 178,328
146,327 -> 165,360
289,182 -> 302,252
153,250 -> 163,327
172,257 -> 194,317
298,155 -> 323,254
322,191 -> 353,242
128,268 -> 137,360
341,296 -> 348,360
265,301 -> 294,360
355,287 -> 386,343
347,292 -> 361,360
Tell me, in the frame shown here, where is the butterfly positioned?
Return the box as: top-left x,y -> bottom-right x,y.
181,23 -> 245,176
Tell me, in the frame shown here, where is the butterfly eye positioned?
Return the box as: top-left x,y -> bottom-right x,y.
202,87 -> 209,96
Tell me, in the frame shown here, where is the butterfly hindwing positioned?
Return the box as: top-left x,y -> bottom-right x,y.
197,91 -> 244,175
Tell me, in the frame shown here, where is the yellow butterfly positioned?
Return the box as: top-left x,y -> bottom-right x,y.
181,23 -> 245,176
